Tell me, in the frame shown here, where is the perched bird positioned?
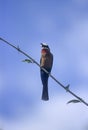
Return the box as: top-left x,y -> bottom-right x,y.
40,43 -> 53,101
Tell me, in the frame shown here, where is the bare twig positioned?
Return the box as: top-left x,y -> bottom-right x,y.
0,37 -> 88,106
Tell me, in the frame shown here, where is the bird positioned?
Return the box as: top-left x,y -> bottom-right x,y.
40,43 -> 53,101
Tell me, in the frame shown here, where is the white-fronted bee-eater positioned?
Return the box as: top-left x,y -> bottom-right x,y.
40,43 -> 53,101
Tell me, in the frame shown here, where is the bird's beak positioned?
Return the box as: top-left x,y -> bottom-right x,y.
40,43 -> 43,46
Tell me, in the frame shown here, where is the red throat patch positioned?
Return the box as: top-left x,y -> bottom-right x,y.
41,49 -> 49,54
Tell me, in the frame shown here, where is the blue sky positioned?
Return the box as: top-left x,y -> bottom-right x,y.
0,0 -> 88,130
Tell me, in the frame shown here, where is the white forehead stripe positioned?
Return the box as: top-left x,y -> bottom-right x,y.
42,47 -> 49,49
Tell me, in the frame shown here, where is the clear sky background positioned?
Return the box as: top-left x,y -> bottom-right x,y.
0,0 -> 88,130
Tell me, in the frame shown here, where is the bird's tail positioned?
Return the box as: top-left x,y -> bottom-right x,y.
42,84 -> 49,101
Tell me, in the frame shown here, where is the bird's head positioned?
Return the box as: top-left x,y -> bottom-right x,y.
41,43 -> 50,50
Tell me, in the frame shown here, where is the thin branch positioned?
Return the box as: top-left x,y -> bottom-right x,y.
0,37 -> 88,106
